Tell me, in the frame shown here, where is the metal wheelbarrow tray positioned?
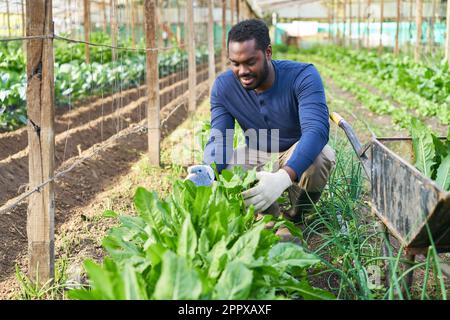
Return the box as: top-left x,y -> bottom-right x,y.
330,112 -> 450,268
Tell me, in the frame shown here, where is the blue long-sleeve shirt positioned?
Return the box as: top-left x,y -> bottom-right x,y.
203,60 -> 330,181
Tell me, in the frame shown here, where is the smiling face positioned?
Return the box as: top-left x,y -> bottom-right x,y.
228,39 -> 272,91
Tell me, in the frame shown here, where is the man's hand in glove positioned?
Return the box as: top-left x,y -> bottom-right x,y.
242,169 -> 293,212
185,165 -> 215,187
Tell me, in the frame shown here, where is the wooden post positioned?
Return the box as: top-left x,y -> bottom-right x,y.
110,0 -> 117,61
415,0 -> 423,62
446,0 -> 450,68
126,0 -> 131,40
208,0 -> 215,94
230,0 -> 234,26
176,0 -> 182,45
409,0 -> 414,55
26,0 -> 55,283
236,0 -> 240,22
379,0 -> 384,53
83,0 -> 91,64
343,0 -> 347,46
395,0 -> 400,55
349,0 -> 352,47
366,0 -> 371,48
428,0 -> 436,54
328,3 -> 332,43
144,0 -> 160,166
358,0 -> 361,48
187,0 -> 196,112
102,0 -> 107,33
22,0 -> 25,36
68,0 -> 72,34
131,0 -> 136,47
6,0 -> 11,37
222,0 -> 227,72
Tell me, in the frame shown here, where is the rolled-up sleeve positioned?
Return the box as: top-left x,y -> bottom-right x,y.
203,78 -> 235,173
285,65 -> 330,181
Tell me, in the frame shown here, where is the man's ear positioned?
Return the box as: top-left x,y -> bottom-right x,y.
266,45 -> 272,60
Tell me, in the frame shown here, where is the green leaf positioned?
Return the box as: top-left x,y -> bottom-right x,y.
213,261 -> 253,300
268,243 -> 320,270
82,259 -> 119,300
207,238 -> 229,279
103,210 -> 118,218
177,215 -> 197,260
192,186 -> 212,226
279,278 -> 335,300
197,229 -> 210,259
436,153 -> 450,191
153,251 -> 202,300
227,223 -> 264,264
122,263 -> 148,300
410,119 -> 436,178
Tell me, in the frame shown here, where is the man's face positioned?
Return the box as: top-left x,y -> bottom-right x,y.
228,39 -> 271,90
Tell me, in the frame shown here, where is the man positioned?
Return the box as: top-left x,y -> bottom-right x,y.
186,19 -> 335,231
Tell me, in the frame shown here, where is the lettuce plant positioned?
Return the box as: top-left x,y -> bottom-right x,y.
68,168 -> 334,300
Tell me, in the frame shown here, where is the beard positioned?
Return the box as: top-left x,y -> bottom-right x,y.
241,59 -> 270,91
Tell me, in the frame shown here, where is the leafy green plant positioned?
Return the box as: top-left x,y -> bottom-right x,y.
68,168 -> 334,300
410,119 -> 450,190
0,33 -> 211,131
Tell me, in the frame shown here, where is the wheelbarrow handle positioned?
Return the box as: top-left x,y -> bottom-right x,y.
329,111 -> 371,179
330,112 -> 344,127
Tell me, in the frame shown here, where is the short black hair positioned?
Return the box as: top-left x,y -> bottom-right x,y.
227,19 -> 271,52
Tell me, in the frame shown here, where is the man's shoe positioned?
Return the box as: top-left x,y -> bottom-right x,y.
283,187 -> 322,224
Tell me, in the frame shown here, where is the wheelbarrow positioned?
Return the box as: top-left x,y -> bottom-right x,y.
330,112 -> 450,290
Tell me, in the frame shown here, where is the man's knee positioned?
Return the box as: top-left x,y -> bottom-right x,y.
299,145 -> 336,192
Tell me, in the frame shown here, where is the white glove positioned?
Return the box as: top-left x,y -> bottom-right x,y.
242,169 -> 292,212
185,165 -> 215,186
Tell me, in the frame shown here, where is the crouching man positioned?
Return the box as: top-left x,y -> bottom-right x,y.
186,19 -> 335,237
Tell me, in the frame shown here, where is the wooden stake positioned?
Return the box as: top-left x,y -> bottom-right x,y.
83,0 -> 91,64
131,0 -> 136,47
428,0 -> 436,54
328,3 -> 332,43
208,0 -> 216,95
102,0 -> 107,33
358,0 -> 361,48
110,0 -> 117,61
144,0 -> 160,166
68,0 -> 72,34
177,0 -> 182,45
222,0 -> 227,72
349,0 -> 352,47
22,0 -> 25,36
5,0 -> 11,37
410,0 -> 413,55
446,0 -> 450,68
231,0 -> 234,26
366,0 -> 371,48
26,0 -> 55,283
343,0 -> 347,46
379,0 -> 384,53
236,0 -> 240,22
395,0 -> 400,55
187,0 -> 196,112
415,0 -> 423,62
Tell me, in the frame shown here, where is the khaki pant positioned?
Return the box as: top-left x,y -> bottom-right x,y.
226,142 -> 336,193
